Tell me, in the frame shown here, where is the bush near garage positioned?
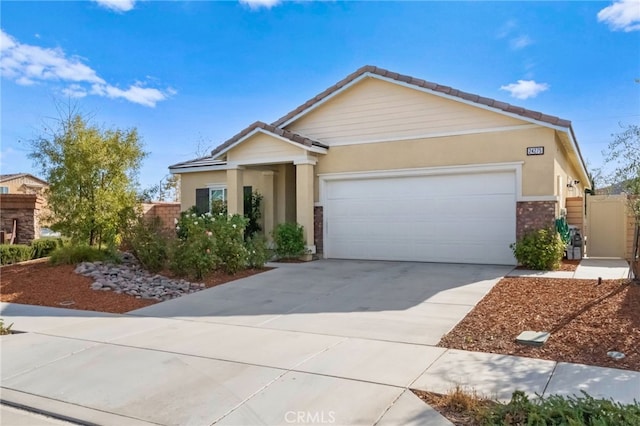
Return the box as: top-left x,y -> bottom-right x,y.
272,222 -> 306,260
510,228 -> 565,270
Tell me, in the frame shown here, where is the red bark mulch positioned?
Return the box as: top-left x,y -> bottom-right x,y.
0,262 -> 270,314
439,276 -> 640,371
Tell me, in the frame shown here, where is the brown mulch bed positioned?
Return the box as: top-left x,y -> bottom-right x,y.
439,276 -> 640,371
0,262 -> 270,314
515,258 -> 580,271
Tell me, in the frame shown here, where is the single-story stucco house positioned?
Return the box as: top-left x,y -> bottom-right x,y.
169,65 -> 589,265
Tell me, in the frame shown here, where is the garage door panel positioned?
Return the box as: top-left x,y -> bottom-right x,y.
325,171 -> 516,265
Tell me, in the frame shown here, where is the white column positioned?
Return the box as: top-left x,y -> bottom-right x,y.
295,159 -> 316,255
226,166 -> 244,215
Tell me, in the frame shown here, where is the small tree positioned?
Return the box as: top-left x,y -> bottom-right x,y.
30,109 -> 146,248
602,124 -> 640,279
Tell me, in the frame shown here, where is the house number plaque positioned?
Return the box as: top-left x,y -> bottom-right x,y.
526,146 -> 544,156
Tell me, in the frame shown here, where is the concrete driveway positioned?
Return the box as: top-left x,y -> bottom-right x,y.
1,260 -> 513,425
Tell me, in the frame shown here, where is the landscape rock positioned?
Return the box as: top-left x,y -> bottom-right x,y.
74,252 -> 206,301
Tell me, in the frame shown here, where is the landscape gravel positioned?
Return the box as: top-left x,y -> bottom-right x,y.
74,253 -> 205,301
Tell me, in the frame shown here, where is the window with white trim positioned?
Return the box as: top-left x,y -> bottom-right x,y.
209,186 -> 227,203
0,186 -> 8,194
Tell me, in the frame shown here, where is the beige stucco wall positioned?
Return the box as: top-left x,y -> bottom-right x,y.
553,133 -> 586,212
313,126 -> 557,202
177,165 -> 292,228
179,170 -> 227,211
179,168 -> 274,212
287,77 -> 529,144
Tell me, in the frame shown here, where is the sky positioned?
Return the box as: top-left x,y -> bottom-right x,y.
1,0 -> 639,192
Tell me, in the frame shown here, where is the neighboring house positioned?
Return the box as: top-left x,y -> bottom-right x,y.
0,173 -> 50,244
170,66 -> 589,265
0,173 -> 48,195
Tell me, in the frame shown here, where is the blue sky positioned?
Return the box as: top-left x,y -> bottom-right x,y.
1,0 -> 639,191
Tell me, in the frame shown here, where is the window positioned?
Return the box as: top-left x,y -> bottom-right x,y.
195,185 -> 226,214
194,185 -> 253,214
210,187 -> 227,203
0,186 -> 8,194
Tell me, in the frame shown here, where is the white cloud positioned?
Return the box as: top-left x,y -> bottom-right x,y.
598,0 -> 640,32
91,83 -> 170,108
500,80 -> 550,100
0,30 -> 173,107
240,0 -> 282,10
62,84 -> 88,98
93,0 -> 136,12
510,35 -> 533,50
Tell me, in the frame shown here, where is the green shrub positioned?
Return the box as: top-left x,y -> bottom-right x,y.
212,214 -> 248,274
31,238 -> 63,259
0,244 -> 34,265
245,235 -> 269,269
481,390 -> 640,425
50,245 -> 117,265
124,216 -> 169,273
170,211 -> 249,277
170,211 -> 218,279
510,227 -> 565,270
272,222 -> 306,259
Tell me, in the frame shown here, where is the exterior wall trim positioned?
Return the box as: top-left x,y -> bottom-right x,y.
324,124 -> 540,147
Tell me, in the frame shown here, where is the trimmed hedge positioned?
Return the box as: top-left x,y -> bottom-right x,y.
31,238 -> 64,259
0,244 -> 34,265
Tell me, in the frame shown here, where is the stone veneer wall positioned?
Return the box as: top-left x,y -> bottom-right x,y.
0,194 -> 39,244
516,201 -> 557,240
141,202 -> 181,233
314,206 -> 323,255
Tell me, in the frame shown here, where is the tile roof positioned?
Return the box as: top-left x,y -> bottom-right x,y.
169,156 -> 226,170
272,65 -> 572,129
209,121 -> 328,159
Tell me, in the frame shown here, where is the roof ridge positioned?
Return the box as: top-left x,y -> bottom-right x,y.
271,65 -> 572,129
208,121 -> 327,159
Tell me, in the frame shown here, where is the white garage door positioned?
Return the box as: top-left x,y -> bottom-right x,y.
324,171 -> 516,265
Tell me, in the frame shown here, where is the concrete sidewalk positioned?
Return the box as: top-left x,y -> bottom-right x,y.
2,303 -> 639,425
508,258 -> 630,279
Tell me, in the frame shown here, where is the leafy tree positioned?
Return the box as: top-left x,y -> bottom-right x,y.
138,174 -> 180,203
30,111 -> 146,248
602,123 -> 640,278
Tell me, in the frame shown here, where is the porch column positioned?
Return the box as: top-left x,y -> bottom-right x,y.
226,166 -> 244,215
261,170 -> 276,241
295,159 -> 316,255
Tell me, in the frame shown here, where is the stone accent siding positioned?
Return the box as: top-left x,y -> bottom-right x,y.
0,194 -> 39,244
141,202 -> 181,234
314,206 -> 323,255
516,201 -> 557,240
